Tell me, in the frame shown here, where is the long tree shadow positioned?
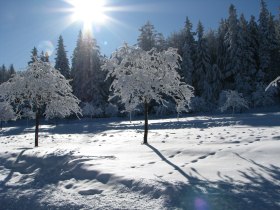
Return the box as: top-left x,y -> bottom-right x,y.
159,155 -> 280,210
0,148 -> 32,188
145,143 -> 200,183
0,148 -> 279,210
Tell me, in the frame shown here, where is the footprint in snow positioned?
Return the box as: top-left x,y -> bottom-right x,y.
191,160 -> 198,163
65,184 -> 73,189
169,155 -> 175,158
148,162 -> 155,164
272,136 -> 280,140
78,189 -> 103,195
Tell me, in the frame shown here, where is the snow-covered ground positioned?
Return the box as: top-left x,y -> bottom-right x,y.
0,112 -> 280,210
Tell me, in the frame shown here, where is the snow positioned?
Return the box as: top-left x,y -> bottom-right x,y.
0,112 -> 280,209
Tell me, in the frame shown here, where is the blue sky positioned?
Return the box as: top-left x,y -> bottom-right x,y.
0,0 -> 279,70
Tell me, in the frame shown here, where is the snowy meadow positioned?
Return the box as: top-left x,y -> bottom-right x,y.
0,111 -> 280,210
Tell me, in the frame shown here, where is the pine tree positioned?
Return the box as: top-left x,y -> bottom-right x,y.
8,64 -> 15,77
235,14 -> 256,96
224,4 -> 243,89
137,21 -> 157,51
181,17 -> 196,86
217,19 -> 229,82
194,21 -> 211,99
0,65 -> 8,84
71,31 -> 106,105
258,0 -> 278,82
55,35 -> 70,79
205,29 -> 218,65
28,47 -> 38,65
40,51 -> 45,62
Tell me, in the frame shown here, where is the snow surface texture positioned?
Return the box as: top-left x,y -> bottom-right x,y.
0,112 -> 280,210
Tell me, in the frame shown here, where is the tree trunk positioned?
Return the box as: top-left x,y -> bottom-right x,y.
35,111 -> 40,147
0,121 -> 2,130
144,100 -> 149,144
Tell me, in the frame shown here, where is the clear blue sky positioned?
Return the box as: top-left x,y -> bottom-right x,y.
0,0 -> 279,70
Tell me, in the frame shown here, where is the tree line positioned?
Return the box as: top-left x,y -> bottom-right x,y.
29,0 -> 280,116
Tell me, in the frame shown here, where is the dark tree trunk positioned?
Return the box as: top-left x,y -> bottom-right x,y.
35,111 -> 40,147
144,100 -> 149,144
0,121 -> 2,130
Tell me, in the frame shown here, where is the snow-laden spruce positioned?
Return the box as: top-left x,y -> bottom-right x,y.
102,44 -> 194,143
0,59 -> 81,147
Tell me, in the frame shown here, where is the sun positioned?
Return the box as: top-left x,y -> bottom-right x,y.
68,0 -> 107,30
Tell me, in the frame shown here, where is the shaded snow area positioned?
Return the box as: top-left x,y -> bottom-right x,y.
0,113 -> 280,210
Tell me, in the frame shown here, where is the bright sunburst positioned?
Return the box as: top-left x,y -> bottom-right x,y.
67,0 -> 107,31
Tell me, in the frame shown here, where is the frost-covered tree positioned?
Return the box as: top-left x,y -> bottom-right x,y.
55,35 -> 70,79
102,44 -> 194,144
0,101 -> 16,129
220,90 -> 249,114
0,59 -> 81,147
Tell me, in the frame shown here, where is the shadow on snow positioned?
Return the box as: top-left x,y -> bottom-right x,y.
0,147 -> 279,210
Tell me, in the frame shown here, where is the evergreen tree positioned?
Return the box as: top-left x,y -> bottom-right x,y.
193,21 -> 211,99
181,17 -> 196,86
205,29 -> 218,65
28,47 -> 38,65
235,14 -> 256,96
8,64 -> 15,77
258,0 -> 278,82
55,35 -> 70,79
71,31 -> 107,105
40,51 -> 45,62
0,65 -> 7,84
181,43 -> 194,85
217,19 -> 229,82
137,21 -> 157,51
224,4 -> 243,89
